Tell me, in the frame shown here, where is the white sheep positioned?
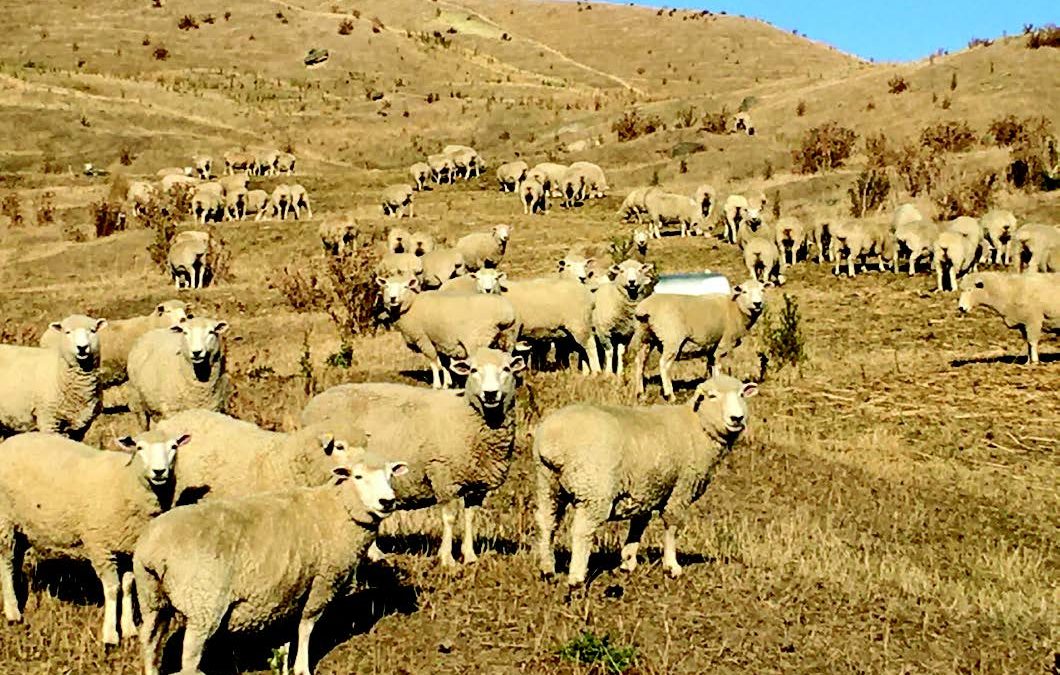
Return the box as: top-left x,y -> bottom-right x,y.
830,221 -> 894,277
528,162 -> 569,196
934,229 -> 978,292
645,190 -> 701,238
891,203 -> 924,231
981,209 -> 1018,266
222,150 -> 256,175
557,251 -> 596,284
160,173 -> 197,192
289,183 -> 312,219
942,216 -> 985,270
301,348 -> 524,567
134,451 -> 405,675
958,272 -> 1059,364
534,374 -> 758,586
774,216 -> 807,265
496,160 -> 529,192
381,184 -> 415,218
377,251 -> 424,282
456,224 -> 511,271
258,184 -> 293,221
255,149 -> 280,176
126,318 -> 230,429
420,247 -> 467,289
1014,223 -> 1060,273
410,162 -> 431,191
427,153 -> 455,184
0,314 -> 106,440
893,219 -> 939,276
126,181 -> 157,217
592,260 -> 656,374
445,146 -> 480,180
0,430 -> 189,646
223,186 -> 249,221
521,175 -> 549,215
632,281 -> 765,399
733,111 -> 755,135
561,161 -> 609,206
319,215 -> 358,256
633,227 -> 650,257
218,172 -> 249,195
275,151 -> 296,175
618,187 -> 653,223
744,236 -> 785,286
190,189 -> 224,224
192,155 -> 212,180
722,194 -> 762,244
168,230 -> 211,289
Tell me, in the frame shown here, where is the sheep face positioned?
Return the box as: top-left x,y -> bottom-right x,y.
410,232 -> 435,257
633,229 -> 650,252
170,318 -> 228,368
388,227 -> 411,254
451,348 -> 525,419
333,453 -> 407,517
117,431 -> 190,486
957,273 -> 990,314
471,269 -> 505,295
376,275 -> 418,313
48,315 -> 107,369
690,375 -> 758,438
732,280 -> 766,317
156,301 -> 191,325
557,255 -> 594,283
493,224 -> 512,249
610,260 -> 655,300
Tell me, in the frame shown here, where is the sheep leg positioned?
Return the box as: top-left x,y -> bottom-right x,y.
428,359 -> 444,390
119,571 -> 137,640
291,613 -> 320,675
180,609 -> 225,674
1023,325 -> 1041,365
847,252 -> 856,278
658,348 -> 679,400
619,513 -> 651,573
660,522 -> 684,578
305,202 -> 313,219
632,340 -> 651,396
601,345 -> 615,375
460,497 -> 480,563
948,267 -> 956,293
578,331 -> 602,374
567,503 -> 607,587
93,558 -> 122,646
439,501 -> 459,568
615,343 -> 627,377
534,466 -> 565,578
0,522 -> 21,623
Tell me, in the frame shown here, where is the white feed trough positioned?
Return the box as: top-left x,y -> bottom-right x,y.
653,271 -> 731,296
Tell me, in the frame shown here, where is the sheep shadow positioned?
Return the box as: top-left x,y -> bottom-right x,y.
549,546 -> 714,589
374,532 -> 521,559
24,555 -> 104,608
950,352 -> 1058,367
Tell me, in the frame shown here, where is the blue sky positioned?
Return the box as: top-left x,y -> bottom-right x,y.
633,1 -> 1058,62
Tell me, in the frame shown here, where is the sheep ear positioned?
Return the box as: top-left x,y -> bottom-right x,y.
212,321 -> 229,335
556,259 -> 567,271
406,277 -> 419,291
608,264 -> 620,279
319,433 -> 336,455
390,462 -> 408,477
49,322 -> 62,332
741,382 -> 759,398
115,436 -> 137,451
375,277 -> 388,287
731,285 -> 743,300
641,263 -> 655,274
496,272 -> 507,282
450,360 -> 472,376
690,387 -> 707,412
469,272 -> 479,280
508,355 -> 526,374
174,434 -> 192,448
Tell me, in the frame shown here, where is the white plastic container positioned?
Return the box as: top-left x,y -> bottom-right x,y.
653,271 -> 731,296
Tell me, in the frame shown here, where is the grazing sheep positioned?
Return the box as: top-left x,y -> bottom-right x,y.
942,216 -> 985,270
40,301 -> 190,390
134,452 -> 405,675
633,228 -> 650,256
592,260 -> 657,374
319,215 -> 358,256
427,153 -> 455,184
219,172 -> 249,195
259,184 -> 293,221
632,281 -> 765,399
736,217 -> 775,251
722,194 -> 761,244
529,162 -> 569,196
420,247 -> 466,289
223,186 -> 249,221
288,184 -> 312,219
387,226 -> 412,254
255,149 -> 280,176
521,176 -> 549,215
830,221 -> 894,277
301,348 -> 524,567
410,162 -> 431,191
275,151 -> 296,175
1014,223 -> 1060,273
192,155 -> 212,180
744,237 -> 785,286
774,216 -> 807,265
894,219 -> 939,276
160,173 -> 197,192
456,224 -> 511,271
733,111 -> 755,135
0,314 -> 106,440
693,184 -> 717,223
618,187 -> 653,223
190,189 -> 224,224
958,272 -> 1059,364
381,184 -> 415,218
445,146 -> 480,180
126,318 -> 231,429
222,150 -> 256,175
126,181 -> 157,217
376,274 -> 519,388
0,430 -> 189,646
891,203 -> 924,231
534,374 -> 757,586
168,231 -> 211,290
934,229 -> 978,292
243,188 -> 269,218
409,231 -> 435,256
496,160 -> 529,192
194,180 -> 225,198
981,209 -> 1018,266
564,161 -> 609,202
645,191 -> 702,238
377,252 -> 424,283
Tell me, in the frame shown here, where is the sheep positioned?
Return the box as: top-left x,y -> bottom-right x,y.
381,184 -> 415,218
420,247 -> 466,289
733,111 -> 755,135
521,175 -> 549,215
633,228 -> 650,256
694,184 -> 717,223
0,314 -> 106,440
409,231 -> 435,256
194,180 -> 225,198
289,183 -> 312,219
0,430 -> 189,646
722,194 -> 761,244
456,224 -> 511,271
40,301 -> 190,389
528,162 -> 569,196
565,161 -> 609,200
319,215 -> 358,255
891,203 -> 924,231
155,166 -> 191,178
258,184 -> 292,221
387,226 -> 412,254
445,146 -> 480,180
133,451 -> 406,675
126,181 -> 157,217
934,230 -> 978,292
810,217 -> 835,263
168,231 -> 211,289
410,161 -> 431,191
160,173 -> 197,192
301,347 -> 524,567
255,149 -> 280,176
1014,223 -> 1060,273
893,219 -> 939,275
496,160 -> 529,192
632,281 -> 765,399
222,150 -> 256,175
736,217 -> 775,251
223,186 -> 249,221
275,151 -> 296,175
192,155 -> 212,179
218,172 -> 249,195
243,188 -> 269,218
557,251 -> 596,284
375,274 -> 519,388
126,317 -> 231,429
377,252 -> 424,282
618,187 -> 653,223
981,209 -> 1018,266
645,191 -> 702,238
190,189 -> 224,224
958,272 -> 1058,363
830,221 -> 894,277
533,374 -> 758,586
744,236 -> 785,286
592,260 -> 656,374
427,153 -> 455,184
942,216 -> 985,271
774,216 -> 807,265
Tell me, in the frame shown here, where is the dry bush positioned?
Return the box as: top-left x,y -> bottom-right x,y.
1025,24 -> 1060,49
338,18 -> 354,35
91,200 -> 125,238
61,220 -> 87,242
887,75 -> 909,94
612,109 -> 661,142
791,122 -> 857,174
146,218 -> 176,271
674,105 -> 697,129
1,192 -> 24,227
932,170 -> 998,219
153,46 -> 169,61
118,146 -> 136,166
795,100 -> 806,117
894,143 -> 942,196
848,168 -> 891,217
324,234 -> 383,341
35,191 -> 55,226
919,120 -> 976,154
700,108 -> 728,134
0,320 -> 38,346
273,267 -> 329,312
863,133 -> 895,168
177,14 -> 199,30
205,224 -> 233,283
967,37 -> 993,48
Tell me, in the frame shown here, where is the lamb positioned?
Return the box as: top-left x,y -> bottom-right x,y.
456,224 -> 511,271
319,215 -> 357,255
258,184 -> 293,221
288,184 -> 312,219
223,186 -> 249,220
427,153 -> 455,184
39,301 -> 190,389
375,275 -> 519,388
645,190 -> 702,238
301,347 -> 524,567
1014,223 -> 1060,273
496,160 -> 529,192
420,247 -> 466,289
830,221 -> 894,277
774,216 -> 807,265
618,187 -> 653,223
743,236 -> 785,286
891,203 -> 924,231
934,230 -> 978,292
377,252 -> 424,282
981,209 -> 1018,266
222,150 -> 256,175
533,374 -> 757,586
126,317 -> 231,429
521,175 -> 548,215
893,219 -> 939,276
190,189 -> 224,224
275,151 -> 296,175
255,149 -> 279,176
632,280 -> 765,399
192,155 -> 212,180
410,162 -> 431,191
160,173 -> 197,192
167,230 -> 211,289
381,184 -> 415,218
958,272 -> 1059,364
592,260 -> 656,374
528,162 -> 569,196
0,314 -> 106,440
134,451 -> 405,675
409,231 -> 435,256
0,430 -> 189,646
733,111 -> 755,135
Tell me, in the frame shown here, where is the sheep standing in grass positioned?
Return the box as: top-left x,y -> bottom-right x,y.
1014,223 -> 1060,273
126,181 -> 157,217
744,237 -> 785,286
223,150 -> 255,175
160,173 -> 197,192
592,260 -> 656,374
775,216 -> 806,265
934,230 -> 978,292
456,224 -> 511,271
255,149 -> 279,176
445,146 -> 481,179
0,314 -> 106,440
0,430 -> 189,646
289,184 -> 312,219
192,155 -> 212,180
126,318 -> 230,429
420,247 -> 466,289
388,226 -> 412,254
521,176 -> 548,215
529,162 -> 569,196
534,374 -> 757,586
319,214 -> 358,255
275,151 -> 296,175
981,209 -> 1018,266
830,221 -> 893,277
496,160 -> 528,192
410,162 -> 431,191
223,186 -> 249,221
723,194 -> 760,244
427,153 -> 454,184
632,281 -> 765,399
645,191 -> 702,238
301,348 -> 524,567
958,272 -> 1059,364
619,187 -> 653,223
891,203 -> 924,231
633,228 -> 650,257
894,220 -> 939,275
168,230 -> 211,289
733,111 -> 755,135
190,190 -> 224,224
259,184 -> 292,221
563,161 -> 609,204
382,184 -> 415,218
811,218 -> 835,263
943,216 -> 985,270
409,231 -> 435,256
134,451 -> 405,675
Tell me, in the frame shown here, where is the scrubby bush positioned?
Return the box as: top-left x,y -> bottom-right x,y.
91,200 -> 125,238
700,108 -> 728,134
760,293 -> 806,372
146,217 -> 175,271
848,168 -> 890,218
795,100 -> 806,117
887,75 -> 909,94
2,192 -> 24,227
932,170 -> 998,219
967,37 -> 993,48
557,632 -> 637,674
1026,24 -> 1060,49
894,143 -> 942,196
338,18 -> 354,35
35,191 -> 55,226
612,109 -> 661,142
674,105 -> 697,129
119,146 -> 136,166
153,46 -> 169,61
791,122 -> 857,174
920,120 -> 976,154
177,15 -> 199,30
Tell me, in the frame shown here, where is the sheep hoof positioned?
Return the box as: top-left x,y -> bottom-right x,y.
665,565 -> 683,578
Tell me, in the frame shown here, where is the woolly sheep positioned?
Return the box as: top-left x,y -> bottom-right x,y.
0,430 -> 189,646
134,451 -> 406,675
126,181 -> 157,217
722,194 -> 762,244
222,150 -> 255,175
774,216 -> 807,265
891,203 -> 924,231
190,189 -> 224,224
736,217 -> 775,251
557,251 -> 596,284
301,348 -> 524,567
409,230 -> 435,256
633,228 -> 650,256
521,175 -> 548,215
427,153 -> 455,184
223,186 -> 249,221
744,236 -> 785,286
218,172 -> 249,194
810,217 -> 835,263
255,149 -> 280,176
420,247 -> 467,289
592,260 -> 656,374
445,146 -> 479,180
377,251 -> 424,282
619,187 -> 653,223
934,230 -> 979,292
156,166 -> 191,178
733,111 -> 755,135
528,162 -> 568,196
410,161 -> 431,191
830,221 -> 893,277
194,180 -> 224,198
259,184 -> 293,221
375,275 -> 519,388
565,161 -> 608,201
319,215 -> 358,256
632,281 -> 765,399
382,184 -> 415,218
1014,223 -> 1060,273
456,224 -> 511,271
496,160 -> 529,192
0,314 -> 106,440
192,155 -> 212,180
534,374 -> 758,586
275,151 -> 296,175
981,209 -> 1018,266
40,301 -> 190,389
958,272 -> 1059,364
645,191 -> 702,238
444,144 -> 485,176
894,219 -> 939,276
288,184 -> 312,219
126,318 -> 231,429
243,188 -> 269,217
388,226 -> 412,254
168,230 -> 211,289
160,173 -> 197,192
694,184 -> 717,223
942,216 -> 985,270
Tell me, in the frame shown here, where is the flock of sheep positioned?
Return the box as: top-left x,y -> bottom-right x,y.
0,131 -> 1056,675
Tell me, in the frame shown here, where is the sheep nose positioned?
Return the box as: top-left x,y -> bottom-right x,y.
729,414 -> 745,426
482,390 -> 499,403
378,497 -> 396,511
751,301 -> 763,310
152,469 -> 167,479
191,349 -> 204,359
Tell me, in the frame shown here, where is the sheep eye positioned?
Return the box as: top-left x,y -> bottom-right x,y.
708,391 -> 719,399
353,474 -> 363,480
470,368 -> 478,374
974,281 -> 984,289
